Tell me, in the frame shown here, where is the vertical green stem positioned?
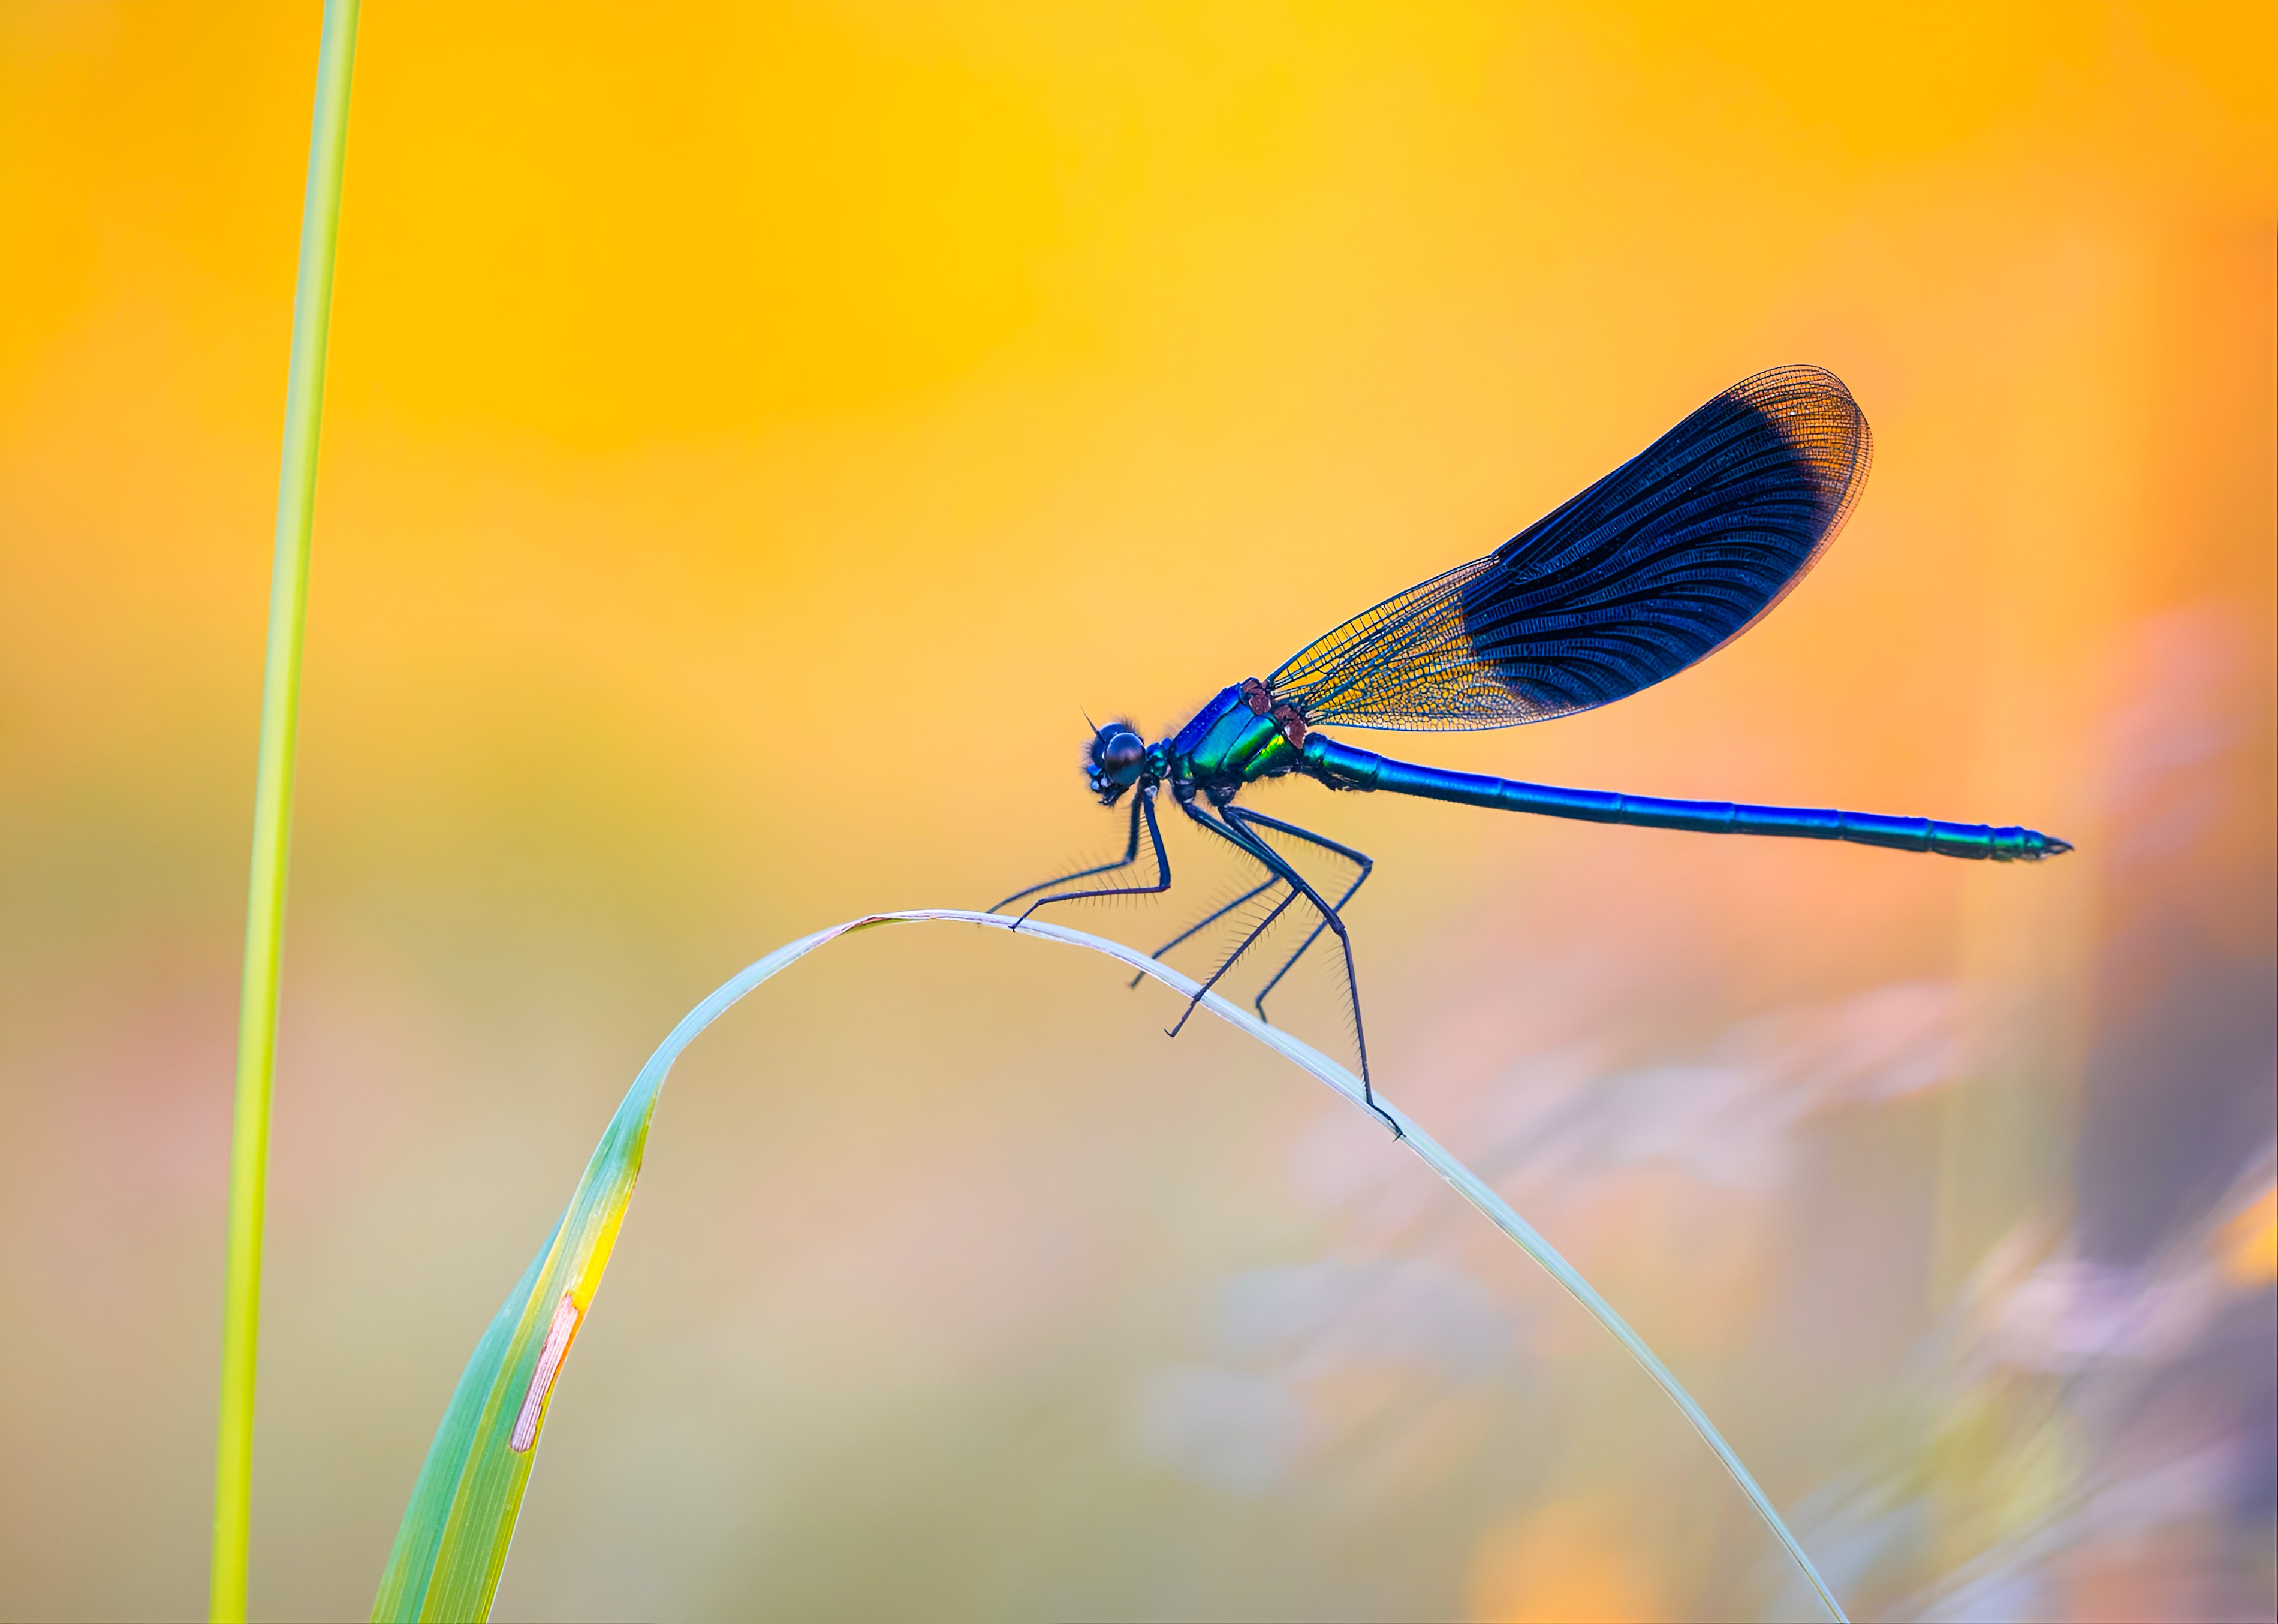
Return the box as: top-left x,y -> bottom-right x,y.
210,2 -> 360,1618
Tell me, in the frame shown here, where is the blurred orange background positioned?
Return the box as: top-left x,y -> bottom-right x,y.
2,4 -> 2271,1619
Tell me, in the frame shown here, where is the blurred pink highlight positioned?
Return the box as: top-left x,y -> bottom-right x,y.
510,1292 -> 581,1454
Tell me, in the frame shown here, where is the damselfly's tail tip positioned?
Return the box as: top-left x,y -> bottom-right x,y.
2042,834 -> 2075,858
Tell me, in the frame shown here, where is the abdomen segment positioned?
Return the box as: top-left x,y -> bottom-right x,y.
1301,736 -> 2071,862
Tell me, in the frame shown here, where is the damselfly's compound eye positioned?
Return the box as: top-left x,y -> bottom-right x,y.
1086,722 -> 1147,800
1101,731 -> 1143,773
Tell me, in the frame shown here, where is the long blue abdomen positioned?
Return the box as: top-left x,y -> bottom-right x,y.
1301,736 -> 2069,862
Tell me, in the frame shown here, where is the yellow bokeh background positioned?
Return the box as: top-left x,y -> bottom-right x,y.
2,5 -> 2271,1619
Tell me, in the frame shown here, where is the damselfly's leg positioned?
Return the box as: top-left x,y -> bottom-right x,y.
1125,875 -> 1282,990
1004,787 -> 1172,927
1221,807 -> 1373,1025
1176,794 -> 1396,1137
1162,885 -> 1304,1027
992,791 -> 1149,915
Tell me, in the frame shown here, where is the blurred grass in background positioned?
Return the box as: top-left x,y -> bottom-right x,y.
1,4 -> 2271,1619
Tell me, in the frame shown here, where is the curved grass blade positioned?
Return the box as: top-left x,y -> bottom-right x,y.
373,909 -> 1847,1623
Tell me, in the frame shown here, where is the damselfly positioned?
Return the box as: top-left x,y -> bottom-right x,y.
994,367 -> 2070,1132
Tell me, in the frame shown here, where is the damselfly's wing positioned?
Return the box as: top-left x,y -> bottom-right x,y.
1270,366 -> 1872,731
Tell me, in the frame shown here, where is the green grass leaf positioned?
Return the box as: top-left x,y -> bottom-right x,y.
372,909 -> 1847,1623
215,1 -> 360,1617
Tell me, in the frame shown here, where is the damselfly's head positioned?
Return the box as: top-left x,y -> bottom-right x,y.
1086,720 -> 1148,804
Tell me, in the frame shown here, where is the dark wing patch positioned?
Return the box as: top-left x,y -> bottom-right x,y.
1270,366 -> 1872,731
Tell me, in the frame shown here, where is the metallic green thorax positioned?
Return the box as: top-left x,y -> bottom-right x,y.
1165,682 -> 1303,799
